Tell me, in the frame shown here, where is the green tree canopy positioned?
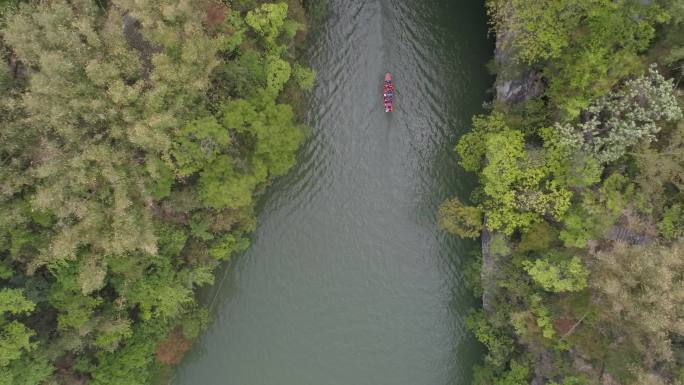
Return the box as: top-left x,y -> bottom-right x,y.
439,197 -> 483,238
555,66 -> 682,164
522,254 -> 588,292
0,0 -> 311,383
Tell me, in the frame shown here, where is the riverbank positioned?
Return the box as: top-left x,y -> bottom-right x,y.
171,1 -> 493,384
440,1 -> 684,384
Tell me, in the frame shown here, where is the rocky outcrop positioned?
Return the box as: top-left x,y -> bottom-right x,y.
606,225 -> 655,245
491,3 -> 543,104
480,226 -> 495,313
480,5 -> 543,317
530,348 -> 556,385
480,225 -> 511,315
496,69 -> 544,104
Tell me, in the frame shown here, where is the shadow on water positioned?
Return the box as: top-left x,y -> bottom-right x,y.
174,1 -> 493,384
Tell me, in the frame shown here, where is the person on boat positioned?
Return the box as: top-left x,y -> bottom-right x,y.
384,72 -> 394,112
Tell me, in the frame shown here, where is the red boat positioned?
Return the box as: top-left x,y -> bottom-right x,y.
383,72 -> 394,112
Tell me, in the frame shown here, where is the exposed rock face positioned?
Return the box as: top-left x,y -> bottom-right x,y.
480,226 -> 495,313
606,225 -> 655,245
480,224 -> 510,314
491,3 -> 543,104
605,209 -> 657,245
570,349 -> 602,383
480,7 -> 542,317
496,69 -> 544,104
530,347 -> 556,385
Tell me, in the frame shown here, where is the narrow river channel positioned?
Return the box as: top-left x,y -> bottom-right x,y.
173,1 -> 492,384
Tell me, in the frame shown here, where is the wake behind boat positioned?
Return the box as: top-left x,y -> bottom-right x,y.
383,72 -> 394,112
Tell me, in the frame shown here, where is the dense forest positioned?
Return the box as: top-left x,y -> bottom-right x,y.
440,0 -> 684,384
0,0 -> 313,384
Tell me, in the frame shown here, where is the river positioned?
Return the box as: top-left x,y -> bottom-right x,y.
173,1 -> 492,384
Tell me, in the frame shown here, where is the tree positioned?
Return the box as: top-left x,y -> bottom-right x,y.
293,64 -> 316,91
200,156 -> 260,209
466,310 -> 516,368
171,116 -> 231,177
456,112 -> 509,173
541,127 -> 602,190
517,222 -> 555,253
0,289 -> 34,366
473,360 -> 531,385
480,130 -> 571,235
90,326 -> 160,385
487,0 -> 589,63
439,197 -> 483,238
657,204 -> 684,240
523,254 -> 588,292
208,233 -> 250,261
245,2 -> 290,49
634,118 -> 684,205
555,66 -> 682,164
540,2 -> 670,118
461,2 -> 684,385
592,241 -> 684,374
0,289 -> 52,385
265,54 -> 291,95
0,0 -> 311,383
559,173 -> 635,248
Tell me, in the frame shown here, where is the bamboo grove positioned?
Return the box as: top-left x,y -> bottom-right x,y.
0,1 -> 314,384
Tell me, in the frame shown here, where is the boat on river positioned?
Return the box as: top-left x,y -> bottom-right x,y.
383,72 -> 394,112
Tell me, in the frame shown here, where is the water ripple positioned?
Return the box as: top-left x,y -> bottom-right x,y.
172,1 -> 494,385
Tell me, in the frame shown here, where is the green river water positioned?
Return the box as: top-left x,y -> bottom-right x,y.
174,1 -> 493,384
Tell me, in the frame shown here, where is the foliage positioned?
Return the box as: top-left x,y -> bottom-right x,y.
497,360 -> 531,385
293,63 -> 316,91
464,252 -> 484,298
90,327 -> 160,385
452,2 -> 684,384
466,310 -> 516,368
517,222 -> 554,253
452,113 -> 572,236
486,0 -> 588,64
657,203 -> 684,240
634,117 -> 684,205
245,2 -> 290,48
0,289 -> 35,366
528,294 -> 556,340
522,255 -> 588,293
555,66 -> 682,163
559,173 -> 635,248
473,359 -> 531,385
0,289 -> 51,385
0,0 -> 311,383
544,2 -> 668,118
592,241 -> 684,372
489,233 -> 511,257
209,233 -> 250,261
171,116 -> 230,177
480,130 -> 571,235
198,96 -> 303,209
438,197 -> 482,238
540,127 -> 603,190
456,112 -> 509,173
